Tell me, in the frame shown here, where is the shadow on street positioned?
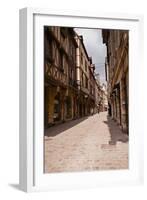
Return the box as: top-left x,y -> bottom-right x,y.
103,115 -> 128,145
44,116 -> 89,137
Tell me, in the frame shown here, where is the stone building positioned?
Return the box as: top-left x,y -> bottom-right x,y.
99,84 -> 108,112
75,35 -> 90,117
75,35 -> 99,116
44,27 -> 78,127
102,29 -> 129,133
89,58 -> 97,114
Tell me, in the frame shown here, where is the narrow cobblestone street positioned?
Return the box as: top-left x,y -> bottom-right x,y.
44,112 -> 128,173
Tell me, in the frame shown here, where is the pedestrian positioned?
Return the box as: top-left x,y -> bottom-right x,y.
97,106 -> 99,114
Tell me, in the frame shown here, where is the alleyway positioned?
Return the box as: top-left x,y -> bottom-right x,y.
44,112 -> 128,173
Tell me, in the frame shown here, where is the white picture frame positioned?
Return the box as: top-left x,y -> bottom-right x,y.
19,7 -> 144,192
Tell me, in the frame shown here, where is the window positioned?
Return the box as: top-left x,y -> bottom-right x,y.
60,27 -> 67,39
85,63 -> 87,71
81,72 -> 84,87
85,77 -> 88,89
44,34 -> 53,62
59,50 -> 64,71
81,53 -> 83,65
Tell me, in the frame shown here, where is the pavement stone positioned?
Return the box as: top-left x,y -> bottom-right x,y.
44,112 -> 128,173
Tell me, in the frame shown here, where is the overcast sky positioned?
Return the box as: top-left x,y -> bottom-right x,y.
74,28 -> 107,85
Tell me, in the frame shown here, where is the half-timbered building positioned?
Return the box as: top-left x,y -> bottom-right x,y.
44,27 -> 78,127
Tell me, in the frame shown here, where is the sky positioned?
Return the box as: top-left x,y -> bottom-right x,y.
74,28 -> 107,85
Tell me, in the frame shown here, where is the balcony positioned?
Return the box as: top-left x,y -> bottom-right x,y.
45,62 -> 68,87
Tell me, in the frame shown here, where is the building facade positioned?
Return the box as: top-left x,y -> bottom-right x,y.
99,84 -> 108,112
89,59 -> 98,114
75,35 -> 100,116
102,29 -> 129,133
44,27 -> 78,127
75,35 -> 90,117
44,27 -> 103,128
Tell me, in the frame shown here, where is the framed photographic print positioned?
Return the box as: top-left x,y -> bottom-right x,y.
19,8 -> 144,192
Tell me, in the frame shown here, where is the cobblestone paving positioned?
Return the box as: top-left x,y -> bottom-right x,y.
44,112 -> 128,173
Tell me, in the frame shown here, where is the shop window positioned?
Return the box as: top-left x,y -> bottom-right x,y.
65,96 -> 72,118
53,94 -> 61,121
